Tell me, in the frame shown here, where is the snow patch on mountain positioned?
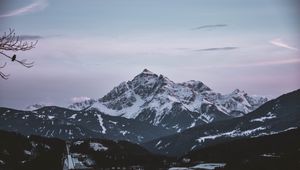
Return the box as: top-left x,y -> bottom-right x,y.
192,163 -> 226,170
120,130 -> 129,136
47,115 -> 55,120
69,114 -> 77,119
74,141 -> 84,145
197,127 -> 267,143
96,114 -> 106,134
250,112 -> 276,122
89,142 -> 108,151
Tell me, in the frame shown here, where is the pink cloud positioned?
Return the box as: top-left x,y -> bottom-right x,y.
269,38 -> 298,51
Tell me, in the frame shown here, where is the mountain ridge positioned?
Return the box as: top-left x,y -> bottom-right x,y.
142,89 -> 300,156
0,106 -> 176,143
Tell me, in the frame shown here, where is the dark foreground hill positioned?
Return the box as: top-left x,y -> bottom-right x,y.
181,128 -> 300,170
0,130 -> 65,170
0,130 -> 175,170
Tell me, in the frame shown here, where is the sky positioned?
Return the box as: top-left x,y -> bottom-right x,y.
0,0 -> 299,109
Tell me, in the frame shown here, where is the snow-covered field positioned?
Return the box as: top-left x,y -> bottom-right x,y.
192,163 -> 226,169
169,163 -> 226,170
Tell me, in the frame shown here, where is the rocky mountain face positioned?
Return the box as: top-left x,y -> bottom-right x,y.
69,69 -> 267,132
142,89 -> 300,156
0,106 -> 175,143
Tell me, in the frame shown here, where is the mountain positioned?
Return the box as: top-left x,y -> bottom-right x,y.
69,69 -> 267,132
181,128 -> 300,170
142,89 -> 300,156
0,106 -> 175,143
3,69 -> 267,143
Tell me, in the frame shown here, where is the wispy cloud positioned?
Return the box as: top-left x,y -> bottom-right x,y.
18,35 -> 43,40
71,96 -> 91,103
192,24 -> 227,30
16,34 -> 61,41
269,38 -> 298,51
195,47 -> 238,51
0,0 -> 48,18
198,58 -> 300,69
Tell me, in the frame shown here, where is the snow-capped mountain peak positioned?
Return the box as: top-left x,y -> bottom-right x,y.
141,68 -> 156,75
68,69 -> 268,131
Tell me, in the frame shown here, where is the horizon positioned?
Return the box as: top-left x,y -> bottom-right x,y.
0,0 -> 300,109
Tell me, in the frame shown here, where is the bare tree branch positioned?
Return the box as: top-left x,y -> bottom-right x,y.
0,71 -> 9,80
0,62 -> 9,79
0,51 -> 34,68
0,29 -> 38,51
0,29 -> 37,79
0,62 -> 7,68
